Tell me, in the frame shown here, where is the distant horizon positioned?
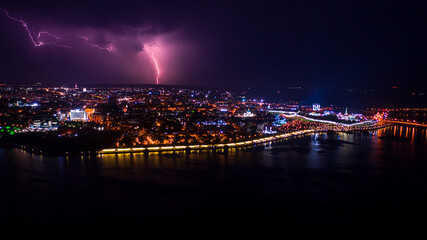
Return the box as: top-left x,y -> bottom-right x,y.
2,82 -> 425,91
2,83 -> 425,109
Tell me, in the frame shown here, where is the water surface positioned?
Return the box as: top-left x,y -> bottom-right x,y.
1,125 -> 426,238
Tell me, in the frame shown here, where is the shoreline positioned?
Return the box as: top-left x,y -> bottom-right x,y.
5,124 -> 390,156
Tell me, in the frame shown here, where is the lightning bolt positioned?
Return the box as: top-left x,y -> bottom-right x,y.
3,9 -> 45,47
2,9 -> 113,51
3,9 -> 163,84
144,44 -> 160,85
2,9 -> 71,48
38,31 -> 62,40
76,34 -> 113,52
151,51 -> 160,85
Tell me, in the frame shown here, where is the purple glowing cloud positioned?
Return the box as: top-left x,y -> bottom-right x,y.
3,9 -> 114,51
1,9 -> 202,85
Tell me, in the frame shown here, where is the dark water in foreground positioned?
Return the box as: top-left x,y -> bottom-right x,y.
1,125 -> 426,238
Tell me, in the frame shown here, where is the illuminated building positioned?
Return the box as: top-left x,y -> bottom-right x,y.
313,103 -> 320,111
70,109 -> 88,121
85,108 -> 95,121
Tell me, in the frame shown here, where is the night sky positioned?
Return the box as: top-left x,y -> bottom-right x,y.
1,0 -> 425,89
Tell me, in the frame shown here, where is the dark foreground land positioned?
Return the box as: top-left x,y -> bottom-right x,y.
0,131 -> 119,155
0,126 -> 426,238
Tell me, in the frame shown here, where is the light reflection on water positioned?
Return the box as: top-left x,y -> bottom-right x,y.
0,124 -> 426,237
1,125 -> 425,183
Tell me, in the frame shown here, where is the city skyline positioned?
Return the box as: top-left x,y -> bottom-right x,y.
1,1 -> 426,238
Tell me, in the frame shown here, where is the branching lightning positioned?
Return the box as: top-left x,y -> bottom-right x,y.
4,9 -> 44,47
2,9 -> 113,51
3,9 -> 165,84
76,34 -> 113,52
2,9 -> 71,48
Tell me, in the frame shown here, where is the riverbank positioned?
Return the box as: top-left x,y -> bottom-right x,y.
100,124 -> 390,155
1,121 -> 422,239
5,123 -> 390,156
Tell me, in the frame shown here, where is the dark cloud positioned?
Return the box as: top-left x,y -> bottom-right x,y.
0,0 -> 425,89
0,1 -> 203,85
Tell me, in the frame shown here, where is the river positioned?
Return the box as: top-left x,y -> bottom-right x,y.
0,125 -> 426,238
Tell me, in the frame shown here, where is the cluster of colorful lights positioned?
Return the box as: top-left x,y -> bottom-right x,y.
0,126 -> 19,135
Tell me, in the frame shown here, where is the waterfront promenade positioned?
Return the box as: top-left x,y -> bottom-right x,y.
11,122 -> 388,156
99,123 -> 388,155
